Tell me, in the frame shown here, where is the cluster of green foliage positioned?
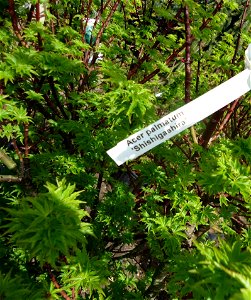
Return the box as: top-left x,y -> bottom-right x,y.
0,0 -> 250,299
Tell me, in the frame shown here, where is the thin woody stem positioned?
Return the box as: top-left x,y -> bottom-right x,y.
139,44 -> 185,84
95,0 -> 121,48
24,123 -> 30,158
48,77 -> 68,119
82,0 -> 93,42
72,287 -> 76,300
209,98 -> 240,144
89,0 -> 113,54
12,139 -> 24,178
195,40 -> 202,95
26,4 -> 35,24
198,0 -> 246,147
200,0 -> 223,29
36,0 -> 40,22
84,0 -> 120,67
45,264 -> 71,300
172,140 -> 191,160
0,150 -> 17,170
200,109 -> 224,148
94,0 -> 112,28
140,1 -> 224,84
184,5 -> 198,144
0,175 -> 22,182
184,5 -> 191,104
11,139 -> 23,162
83,0 -> 112,56
8,0 -> 27,47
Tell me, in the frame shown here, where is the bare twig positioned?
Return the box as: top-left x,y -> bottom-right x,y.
197,0 -> 245,147
236,105 -> 250,134
95,0 -> 121,48
209,98 -> 241,143
89,0 -> 113,46
95,0 -> 113,25
200,0 -> 223,29
0,175 -> 22,182
0,150 -> 17,170
90,170 -> 104,219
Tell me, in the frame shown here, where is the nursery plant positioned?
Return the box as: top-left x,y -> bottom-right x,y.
0,0 -> 250,299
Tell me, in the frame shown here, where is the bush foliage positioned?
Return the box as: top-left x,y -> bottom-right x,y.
0,0 -> 250,299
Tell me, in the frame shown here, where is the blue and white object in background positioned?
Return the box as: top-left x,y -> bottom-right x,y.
85,18 -> 96,45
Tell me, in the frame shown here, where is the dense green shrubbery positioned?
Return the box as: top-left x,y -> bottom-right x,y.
0,0 -> 250,299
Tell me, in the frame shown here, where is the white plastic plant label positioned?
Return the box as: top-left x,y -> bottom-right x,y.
107,44 -> 251,166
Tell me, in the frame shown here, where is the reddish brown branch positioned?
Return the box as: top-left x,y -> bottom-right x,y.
172,140 -> 191,160
200,0 -> 223,30
197,0 -> 243,147
80,0 -> 85,14
95,0 -> 121,47
210,98 -> 240,143
12,138 -> 25,178
83,0 -> 113,65
140,44 -> 184,84
200,109 -> 225,148
95,0 -> 112,25
8,0 -> 27,47
11,139 -> 23,163
184,5 -> 191,104
26,4 -> 35,24
72,288 -> 76,300
36,0 -> 40,22
24,123 -> 30,158
90,0 -> 113,48
184,5 -> 198,144
45,264 -> 71,300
